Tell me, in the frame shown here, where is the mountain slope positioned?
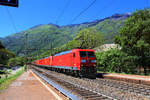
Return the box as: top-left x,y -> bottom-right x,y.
0,13 -> 131,56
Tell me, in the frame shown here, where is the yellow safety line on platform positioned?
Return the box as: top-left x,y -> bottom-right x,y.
30,70 -> 63,100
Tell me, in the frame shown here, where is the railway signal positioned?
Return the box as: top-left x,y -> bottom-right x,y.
0,0 -> 18,7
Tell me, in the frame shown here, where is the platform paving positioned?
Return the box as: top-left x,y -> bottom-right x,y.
0,70 -> 67,100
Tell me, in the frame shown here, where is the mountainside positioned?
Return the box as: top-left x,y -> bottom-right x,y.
0,13 -> 131,56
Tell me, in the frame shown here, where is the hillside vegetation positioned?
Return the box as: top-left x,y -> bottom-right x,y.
0,13 -> 130,56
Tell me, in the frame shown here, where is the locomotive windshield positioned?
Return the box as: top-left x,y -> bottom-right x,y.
80,51 -> 95,57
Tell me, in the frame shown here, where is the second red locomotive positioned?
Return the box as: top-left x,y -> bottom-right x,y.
34,49 -> 97,78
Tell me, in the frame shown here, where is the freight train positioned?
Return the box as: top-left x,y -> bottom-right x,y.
33,49 -> 97,78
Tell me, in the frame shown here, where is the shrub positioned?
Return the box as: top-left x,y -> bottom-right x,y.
96,49 -> 137,74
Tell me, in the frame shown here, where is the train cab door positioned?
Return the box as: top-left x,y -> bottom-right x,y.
72,52 -> 76,67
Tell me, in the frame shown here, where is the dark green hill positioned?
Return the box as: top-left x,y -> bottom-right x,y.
0,13 -> 131,56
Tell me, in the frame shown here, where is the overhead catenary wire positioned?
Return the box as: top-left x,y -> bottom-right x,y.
69,0 -> 97,37
91,0 -> 116,21
55,0 -> 71,24
50,0 -> 71,55
70,0 -> 97,24
66,0 -> 97,49
68,0 -> 117,48
146,0 -> 149,8
5,7 -> 17,33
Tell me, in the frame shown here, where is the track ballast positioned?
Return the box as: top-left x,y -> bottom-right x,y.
31,65 -> 150,100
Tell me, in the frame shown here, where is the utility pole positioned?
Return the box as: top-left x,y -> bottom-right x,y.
51,39 -> 53,56
25,33 -> 28,71
50,38 -> 55,56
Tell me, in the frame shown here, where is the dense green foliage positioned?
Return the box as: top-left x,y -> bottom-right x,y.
115,9 -> 150,75
0,41 -> 4,49
74,28 -> 103,49
96,49 -> 137,74
8,57 -> 26,67
0,41 -> 15,66
0,49 -> 15,65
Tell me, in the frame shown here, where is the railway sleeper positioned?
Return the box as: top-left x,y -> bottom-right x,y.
83,95 -> 103,98
87,97 -> 109,100
79,92 -> 97,96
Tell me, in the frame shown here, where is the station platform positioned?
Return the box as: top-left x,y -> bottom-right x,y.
0,70 -> 67,100
97,73 -> 150,85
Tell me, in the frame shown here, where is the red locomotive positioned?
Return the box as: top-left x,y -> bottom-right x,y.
34,49 -> 97,78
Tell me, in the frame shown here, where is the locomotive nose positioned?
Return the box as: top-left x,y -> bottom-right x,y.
80,58 -> 97,67
81,59 -> 96,63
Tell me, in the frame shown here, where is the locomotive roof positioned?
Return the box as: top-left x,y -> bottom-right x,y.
55,50 -> 72,56
44,56 -> 49,59
55,49 -> 94,56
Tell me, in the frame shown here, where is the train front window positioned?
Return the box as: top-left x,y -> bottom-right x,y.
80,51 -> 86,57
87,52 -> 95,57
80,51 -> 95,57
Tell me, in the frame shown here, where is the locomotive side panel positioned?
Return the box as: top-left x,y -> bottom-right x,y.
52,51 -> 78,70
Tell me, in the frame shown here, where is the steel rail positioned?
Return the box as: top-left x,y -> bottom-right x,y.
32,69 -> 82,100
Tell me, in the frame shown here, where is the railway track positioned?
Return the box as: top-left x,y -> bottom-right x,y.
31,65 -> 114,100
83,78 -> 150,99
94,78 -> 150,96
30,65 -> 150,100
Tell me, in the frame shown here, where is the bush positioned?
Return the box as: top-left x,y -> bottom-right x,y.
8,57 -> 25,67
96,49 -> 137,74
0,49 -> 15,66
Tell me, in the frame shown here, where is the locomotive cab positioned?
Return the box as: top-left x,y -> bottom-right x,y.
78,50 -> 97,78
80,51 -> 97,66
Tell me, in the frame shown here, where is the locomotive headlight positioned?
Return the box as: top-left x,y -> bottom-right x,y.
91,60 -> 96,63
81,60 -> 86,63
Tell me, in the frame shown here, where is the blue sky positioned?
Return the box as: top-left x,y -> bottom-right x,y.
0,0 -> 149,37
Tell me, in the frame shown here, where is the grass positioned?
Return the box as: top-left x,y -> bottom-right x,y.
0,67 -> 25,92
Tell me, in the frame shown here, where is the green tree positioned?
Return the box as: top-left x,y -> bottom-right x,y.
75,28 -> 103,49
96,49 -> 137,74
0,49 -> 15,66
115,9 -> 150,75
0,41 -> 5,49
8,57 -> 25,67
65,40 -> 80,50
8,58 -> 16,67
0,41 -> 15,66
